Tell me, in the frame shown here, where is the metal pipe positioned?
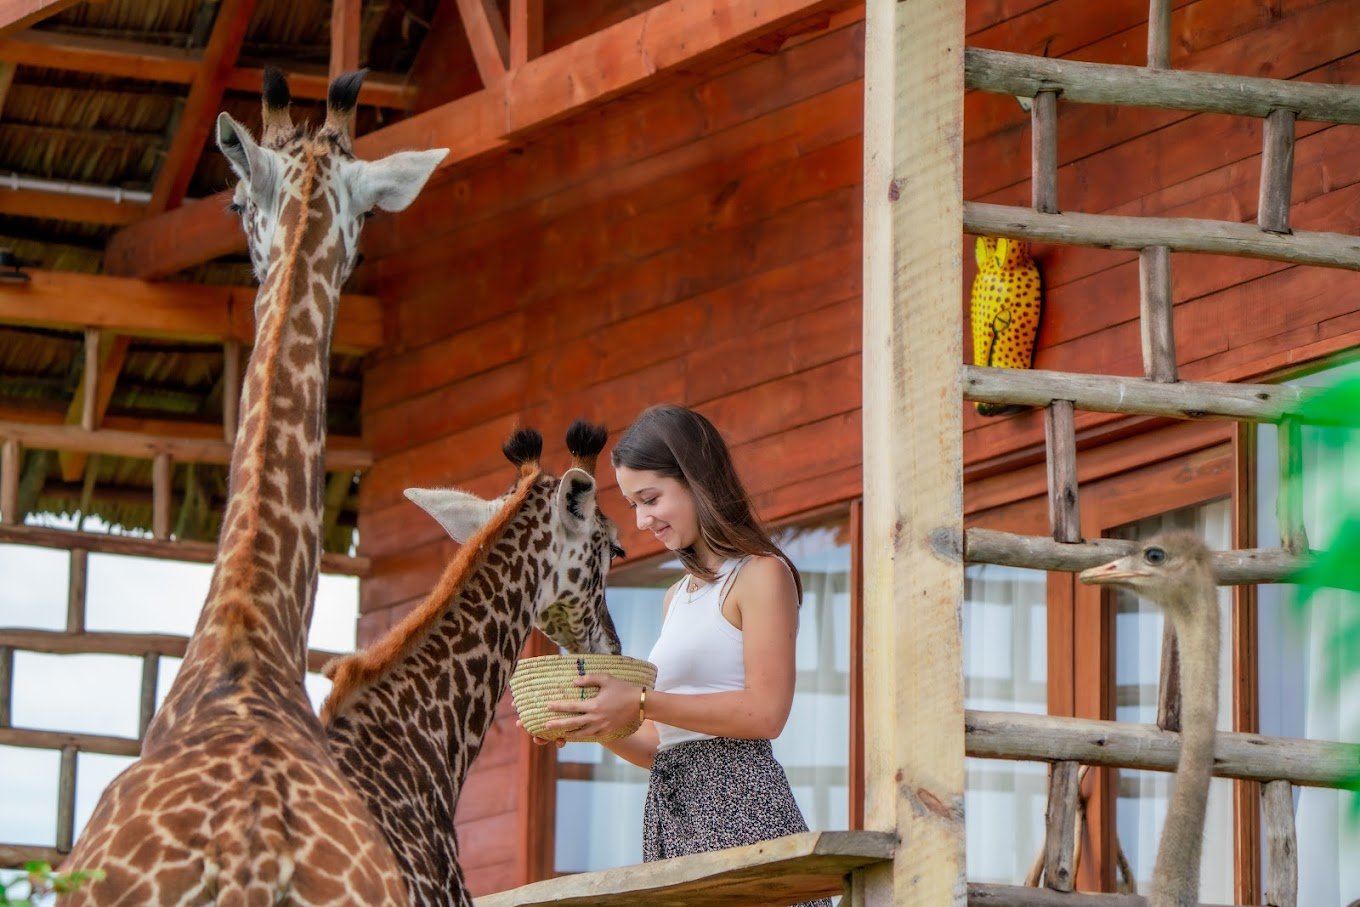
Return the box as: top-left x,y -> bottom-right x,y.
0,171 -> 151,205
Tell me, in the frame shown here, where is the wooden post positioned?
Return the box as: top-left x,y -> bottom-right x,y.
1044,401 -> 1080,543
0,438 -> 18,525
67,548 -> 87,634
1139,245 -> 1177,382
81,327 -> 100,432
330,0 -> 361,80
153,451 -> 172,540
509,0 -> 542,69
1030,90 -> 1058,214
863,0 -> 966,903
1262,779 -> 1298,907
1146,0 -> 1171,68
1042,760 -> 1081,891
223,339 -> 241,444
0,646 -> 12,728
56,744 -> 77,852
1276,419 -> 1307,553
138,652 -> 160,737
1259,108 -> 1297,235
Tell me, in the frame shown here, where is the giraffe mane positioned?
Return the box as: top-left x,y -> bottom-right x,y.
217,149 -> 320,624
320,463 -> 544,725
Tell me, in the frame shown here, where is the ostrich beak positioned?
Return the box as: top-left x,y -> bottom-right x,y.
1079,557 -> 1146,585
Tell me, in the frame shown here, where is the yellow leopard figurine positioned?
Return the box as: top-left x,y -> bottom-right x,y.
970,236 -> 1042,416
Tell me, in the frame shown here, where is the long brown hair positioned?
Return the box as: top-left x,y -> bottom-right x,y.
611,404 -> 802,602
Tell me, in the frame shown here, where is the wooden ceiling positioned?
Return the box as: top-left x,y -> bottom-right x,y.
0,0 -> 852,556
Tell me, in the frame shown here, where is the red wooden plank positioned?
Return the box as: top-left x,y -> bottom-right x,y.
329,0 -> 361,80
0,0 -> 81,34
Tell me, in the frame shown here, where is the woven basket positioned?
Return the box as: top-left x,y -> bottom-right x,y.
509,654 -> 658,743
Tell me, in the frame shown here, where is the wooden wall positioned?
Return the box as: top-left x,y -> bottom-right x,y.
356,0 -> 1360,895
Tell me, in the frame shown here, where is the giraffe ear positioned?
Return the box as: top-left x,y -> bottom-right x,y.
404,487 -> 497,544
217,112 -> 277,205
347,148 -> 450,214
555,468 -> 597,537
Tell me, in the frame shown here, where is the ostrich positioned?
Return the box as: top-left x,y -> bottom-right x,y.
1080,530 -> 1220,907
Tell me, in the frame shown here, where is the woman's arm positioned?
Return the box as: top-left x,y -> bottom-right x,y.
544,556 -> 798,742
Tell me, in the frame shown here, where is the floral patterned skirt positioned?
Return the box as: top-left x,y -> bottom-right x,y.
643,736 -> 834,907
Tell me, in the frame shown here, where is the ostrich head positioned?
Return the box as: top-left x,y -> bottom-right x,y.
1078,530 -> 1216,617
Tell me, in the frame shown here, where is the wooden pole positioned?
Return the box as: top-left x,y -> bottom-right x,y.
1277,419 -> 1308,553
863,0 -> 966,902
66,548 -> 87,634
1261,779 -> 1298,907
1030,91 -> 1058,214
81,327 -> 100,432
1042,761 -> 1080,891
1146,0 -> 1171,69
0,645 -> 11,728
222,339 -> 241,444
138,652 -> 160,737
0,437 -> 17,524
1044,401 -> 1080,543
1138,245 -> 1177,382
1259,108 -> 1296,235
152,451 -> 172,539
56,744 -> 77,852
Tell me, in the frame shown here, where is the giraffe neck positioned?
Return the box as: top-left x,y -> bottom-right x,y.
155,149 -> 346,734
1150,581 -> 1220,907
324,494 -> 546,906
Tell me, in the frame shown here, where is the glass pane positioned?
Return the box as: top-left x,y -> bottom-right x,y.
964,562 -> 1047,884
1256,363 -> 1360,904
553,515 -> 851,874
1110,500 -> 1233,902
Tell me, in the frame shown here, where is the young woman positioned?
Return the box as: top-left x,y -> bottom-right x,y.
532,404 -> 831,907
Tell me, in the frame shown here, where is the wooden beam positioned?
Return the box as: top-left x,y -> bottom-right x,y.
455,0 -> 508,87
0,184 -> 144,225
330,0 -> 361,80
104,0 -> 856,278
0,420 -> 372,470
476,831 -> 894,907
862,0 -> 965,904
968,884 -> 1232,906
0,0 -> 82,36
508,0 -> 542,69
0,268 -> 382,354
0,29 -> 412,107
0,524 -> 369,577
147,0 -> 258,214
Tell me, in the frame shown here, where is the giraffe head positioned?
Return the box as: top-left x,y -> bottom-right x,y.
216,67 -> 447,287
405,421 -> 624,655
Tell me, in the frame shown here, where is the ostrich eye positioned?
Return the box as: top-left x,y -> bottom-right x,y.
1143,546 -> 1167,566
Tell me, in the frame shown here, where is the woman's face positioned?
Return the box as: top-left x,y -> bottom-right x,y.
614,465 -> 700,552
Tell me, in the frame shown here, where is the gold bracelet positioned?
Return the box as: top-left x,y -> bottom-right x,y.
638,687 -> 647,723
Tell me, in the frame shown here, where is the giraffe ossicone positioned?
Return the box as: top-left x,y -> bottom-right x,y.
61,70 -> 446,906
322,420 -> 623,907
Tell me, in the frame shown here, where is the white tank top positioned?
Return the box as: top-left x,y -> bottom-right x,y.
647,556 -> 749,751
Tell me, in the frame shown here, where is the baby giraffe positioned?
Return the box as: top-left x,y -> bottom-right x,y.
1081,531 -> 1220,907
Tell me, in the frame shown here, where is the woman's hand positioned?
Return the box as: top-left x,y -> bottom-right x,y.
543,673 -> 643,740
514,717 -> 566,748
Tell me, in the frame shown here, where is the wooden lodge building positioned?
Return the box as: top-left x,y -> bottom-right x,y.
0,0 -> 1357,904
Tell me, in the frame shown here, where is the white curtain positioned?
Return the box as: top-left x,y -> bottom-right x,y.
1257,368 -> 1360,905
963,562 -> 1049,883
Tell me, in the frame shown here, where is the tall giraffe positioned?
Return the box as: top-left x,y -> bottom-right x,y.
64,70 -> 446,904
321,421 -> 623,907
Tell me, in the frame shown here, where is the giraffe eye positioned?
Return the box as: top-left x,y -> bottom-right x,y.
227,202 -> 244,214
1143,546 -> 1167,566
609,543 -> 626,560
362,209 -> 375,220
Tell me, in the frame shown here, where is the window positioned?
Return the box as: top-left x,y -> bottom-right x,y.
1256,363 -> 1360,905
552,513 -> 853,874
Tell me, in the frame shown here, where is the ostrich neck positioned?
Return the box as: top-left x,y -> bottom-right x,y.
1150,580 -> 1220,907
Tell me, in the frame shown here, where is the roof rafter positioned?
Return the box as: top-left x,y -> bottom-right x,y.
508,0 -> 543,70
0,185 -> 144,225
0,29 -> 413,107
330,0 -> 361,80
455,0 -> 508,88
104,0 -> 856,278
148,0 -> 258,214
0,0 -> 81,36
0,267 -> 382,354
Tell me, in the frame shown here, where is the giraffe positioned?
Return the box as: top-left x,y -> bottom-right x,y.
320,420 -> 624,907
63,70 -> 447,904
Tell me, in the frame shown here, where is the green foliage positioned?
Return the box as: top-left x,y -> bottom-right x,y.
1285,372 -> 1360,812
0,862 -> 104,905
